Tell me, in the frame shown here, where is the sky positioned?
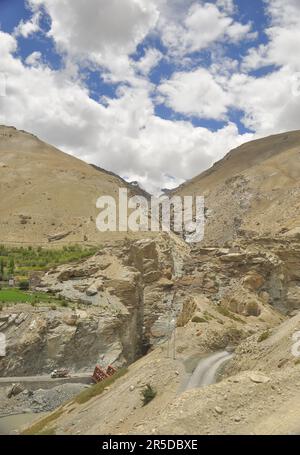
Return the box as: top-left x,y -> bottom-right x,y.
0,0 -> 300,193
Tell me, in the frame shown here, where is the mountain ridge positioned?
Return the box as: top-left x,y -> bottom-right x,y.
0,125 -> 150,245
170,129 -> 300,244
1,125 -> 299,246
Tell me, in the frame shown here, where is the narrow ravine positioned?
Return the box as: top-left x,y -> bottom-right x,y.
186,351 -> 233,390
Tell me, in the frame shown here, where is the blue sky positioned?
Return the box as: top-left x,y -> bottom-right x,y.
1,0 -> 266,133
0,0 -> 299,192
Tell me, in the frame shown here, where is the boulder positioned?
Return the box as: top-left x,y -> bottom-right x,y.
144,271 -> 161,284
157,278 -> 174,289
86,286 -> 98,296
222,290 -> 261,317
243,271 -> 265,290
7,383 -> 25,398
220,253 -> 246,263
249,373 -> 270,384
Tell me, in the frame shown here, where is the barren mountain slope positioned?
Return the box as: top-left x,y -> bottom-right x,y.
0,125 -> 148,245
171,130 -> 300,245
22,311 -> 300,436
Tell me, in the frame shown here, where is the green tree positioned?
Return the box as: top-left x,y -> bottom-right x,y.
8,257 -> 15,275
0,258 -> 4,278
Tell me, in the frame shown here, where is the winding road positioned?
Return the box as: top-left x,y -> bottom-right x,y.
0,373 -> 93,390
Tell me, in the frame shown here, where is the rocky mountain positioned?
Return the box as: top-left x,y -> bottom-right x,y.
0,235 -> 189,376
0,125 -> 149,246
171,130 -> 300,245
1,126 -> 300,435
1,126 -> 299,247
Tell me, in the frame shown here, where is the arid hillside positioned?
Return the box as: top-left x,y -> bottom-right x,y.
0,125 -> 148,246
2,127 -> 300,436
171,130 -> 300,245
1,126 -> 299,246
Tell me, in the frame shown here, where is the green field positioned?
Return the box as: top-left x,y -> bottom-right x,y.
0,244 -> 99,279
0,288 -> 69,307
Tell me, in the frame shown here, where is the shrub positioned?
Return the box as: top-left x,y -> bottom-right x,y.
19,280 -> 30,291
141,384 -> 157,406
216,306 -> 245,323
191,315 -> 206,323
257,330 -> 270,343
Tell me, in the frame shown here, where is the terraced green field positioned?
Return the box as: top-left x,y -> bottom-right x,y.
0,244 -> 99,278
0,288 -> 69,307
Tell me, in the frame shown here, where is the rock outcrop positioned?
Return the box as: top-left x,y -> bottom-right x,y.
171,130 -> 300,245
0,235 -> 189,376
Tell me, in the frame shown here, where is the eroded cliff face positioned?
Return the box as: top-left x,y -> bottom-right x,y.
0,308 -> 125,375
0,235 -> 189,376
1,230 -> 299,377
180,234 -> 300,316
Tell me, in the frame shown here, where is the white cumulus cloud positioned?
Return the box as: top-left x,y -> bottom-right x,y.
2,0 -> 300,194
158,68 -> 232,120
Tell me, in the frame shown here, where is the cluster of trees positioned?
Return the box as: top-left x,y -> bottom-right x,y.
0,257 -> 15,280
0,245 -> 98,273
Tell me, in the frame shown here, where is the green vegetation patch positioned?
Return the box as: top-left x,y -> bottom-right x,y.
141,384 -> 157,406
0,288 -> 69,307
191,315 -> 207,323
74,368 -> 128,405
257,330 -> 271,343
0,244 -> 99,279
216,306 -> 245,323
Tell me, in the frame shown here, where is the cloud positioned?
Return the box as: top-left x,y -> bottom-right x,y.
158,68 -> 232,119
158,2 -> 254,56
134,48 -> 163,76
27,1 -> 254,74
14,10 -> 41,38
0,28 -> 253,194
264,0 -> 300,26
0,30 -> 18,55
243,0 -> 300,71
25,51 -> 42,67
28,0 -> 159,79
216,0 -> 235,14
3,0 -> 300,195
229,67 -> 300,136
235,0 -> 300,135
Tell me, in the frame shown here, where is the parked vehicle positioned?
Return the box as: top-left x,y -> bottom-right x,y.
51,369 -> 70,378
